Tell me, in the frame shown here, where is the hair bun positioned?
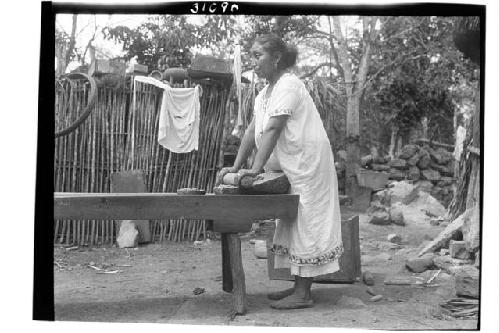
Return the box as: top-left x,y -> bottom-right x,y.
279,43 -> 298,70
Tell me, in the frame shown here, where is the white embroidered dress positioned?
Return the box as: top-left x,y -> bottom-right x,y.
254,73 -> 343,277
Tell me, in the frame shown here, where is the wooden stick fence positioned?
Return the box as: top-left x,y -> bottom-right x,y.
54,76 -> 230,245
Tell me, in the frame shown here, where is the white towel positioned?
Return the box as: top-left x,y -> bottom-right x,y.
158,85 -> 201,153
133,76 -> 201,153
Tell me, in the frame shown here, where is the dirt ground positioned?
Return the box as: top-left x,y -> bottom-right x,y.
53,212 -> 478,329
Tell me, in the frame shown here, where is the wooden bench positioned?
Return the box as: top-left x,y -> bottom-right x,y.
54,192 -> 299,315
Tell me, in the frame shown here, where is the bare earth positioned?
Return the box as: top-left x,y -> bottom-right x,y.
54,213 -> 478,329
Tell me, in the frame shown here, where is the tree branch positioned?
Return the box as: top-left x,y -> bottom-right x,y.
331,17 -> 353,95
299,62 -> 334,79
65,14 -> 78,68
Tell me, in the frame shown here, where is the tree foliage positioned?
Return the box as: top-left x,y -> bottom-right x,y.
102,15 -> 239,70
369,16 -> 476,145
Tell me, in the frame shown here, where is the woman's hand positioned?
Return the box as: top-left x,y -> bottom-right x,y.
215,166 -> 239,186
237,169 -> 261,179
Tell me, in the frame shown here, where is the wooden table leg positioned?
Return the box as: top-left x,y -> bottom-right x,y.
226,233 -> 247,314
221,233 -> 233,292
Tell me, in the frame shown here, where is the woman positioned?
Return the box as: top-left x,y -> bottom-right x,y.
216,34 -> 343,310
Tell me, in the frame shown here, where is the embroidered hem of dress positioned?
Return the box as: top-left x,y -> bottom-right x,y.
270,243 -> 344,266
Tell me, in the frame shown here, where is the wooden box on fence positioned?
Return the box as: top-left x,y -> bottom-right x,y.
126,63 -> 148,75
267,214 -> 361,283
88,59 -> 126,77
110,170 -> 152,244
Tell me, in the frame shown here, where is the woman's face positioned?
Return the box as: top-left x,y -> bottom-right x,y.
250,42 -> 279,80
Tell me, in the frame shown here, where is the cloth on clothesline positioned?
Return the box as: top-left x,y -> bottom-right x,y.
158,85 -> 201,153
133,76 -> 201,153
134,75 -> 171,90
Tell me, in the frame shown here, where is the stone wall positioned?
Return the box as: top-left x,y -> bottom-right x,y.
357,144 -> 455,207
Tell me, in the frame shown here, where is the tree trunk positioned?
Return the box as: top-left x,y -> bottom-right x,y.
448,82 -> 480,219
421,116 -> 428,140
389,125 -> 398,160
345,96 -> 360,196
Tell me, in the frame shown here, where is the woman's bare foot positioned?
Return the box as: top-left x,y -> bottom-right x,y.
267,287 -> 295,300
270,293 -> 314,310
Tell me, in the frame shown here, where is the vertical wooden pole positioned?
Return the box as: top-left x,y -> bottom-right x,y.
221,233 -> 233,293
227,233 -> 247,314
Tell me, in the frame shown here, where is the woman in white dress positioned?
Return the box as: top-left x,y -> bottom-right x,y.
216,34 -> 343,309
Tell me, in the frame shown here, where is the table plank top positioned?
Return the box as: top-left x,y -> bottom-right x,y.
54,192 -> 299,222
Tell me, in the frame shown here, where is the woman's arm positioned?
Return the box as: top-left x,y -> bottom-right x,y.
232,118 -> 256,169
215,119 -> 256,186
248,115 -> 288,173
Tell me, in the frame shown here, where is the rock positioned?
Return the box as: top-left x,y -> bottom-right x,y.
368,210 -> 391,225
373,156 -> 387,164
438,177 -> 455,186
430,147 -> 453,165
116,220 -> 139,248
430,161 -> 454,177
366,287 -> 376,296
368,212 -> 391,225
407,153 -> 420,167
406,253 -> 435,273
336,295 -> 366,308
390,203 -> 405,226
361,154 -> 373,167
433,255 -> 475,274
418,209 -> 471,256
362,271 -> 375,286
372,189 -> 390,205
407,166 -> 421,181
387,181 -> 417,203
402,187 -> 420,205
462,204 -> 480,252
416,180 -> 434,193
417,150 -> 431,169
399,144 -> 419,160
372,163 -> 391,172
454,266 -> 479,298
421,169 -> 441,183
388,233 -> 402,244
449,240 -> 470,260
370,295 -> 383,302
401,206 -> 431,226
389,168 -> 406,180
410,192 -> 446,218
389,158 -> 407,170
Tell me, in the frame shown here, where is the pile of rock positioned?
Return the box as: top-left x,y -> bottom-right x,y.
360,144 -> 456,207
367,180 -> 447,226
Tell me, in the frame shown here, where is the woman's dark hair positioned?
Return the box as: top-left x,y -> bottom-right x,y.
254,34 -> 298,70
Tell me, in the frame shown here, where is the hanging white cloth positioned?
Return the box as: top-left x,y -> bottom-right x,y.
158,85 -> 201,153
231,42 -> 244,138
133,76 -> 201,153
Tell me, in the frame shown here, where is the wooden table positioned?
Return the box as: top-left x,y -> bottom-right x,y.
54,192 -> 299,315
